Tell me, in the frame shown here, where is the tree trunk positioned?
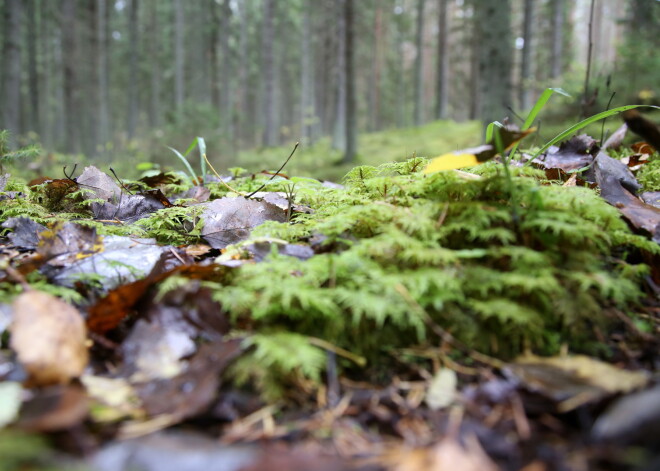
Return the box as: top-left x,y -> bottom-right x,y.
550,0 -> 564,79
62,0 -> 79,153
148,1 -> 160,129
26,0 -> 39,136
300,0 -> 316,144
332,0 -> 347,151
97,0 -> 111,145
236,0 -> 249,146
127,0 -> 139,139
261,0 -> 277,147
219,0 -> 232,138
174,0 -> 185,114
435,0 -> 449,120
474,0 -> 512,127
413,0 -> 426,126
2,0 -> 23,139
519,0 -> 535,110
342,0 -> 356,164
368,0 -> 384,132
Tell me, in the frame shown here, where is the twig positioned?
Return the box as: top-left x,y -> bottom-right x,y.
307,336 -> 367,367
247,142 -> 300,198
201,153 -> 247,196
109,167 -> 134,195
582,0 -> 596,118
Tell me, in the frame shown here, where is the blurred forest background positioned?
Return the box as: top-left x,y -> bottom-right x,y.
0,0 -> 658,174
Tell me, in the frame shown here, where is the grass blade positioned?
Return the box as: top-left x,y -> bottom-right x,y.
167,145 -> 197,183
531,104 -> 660,160
196,137 -> 207,184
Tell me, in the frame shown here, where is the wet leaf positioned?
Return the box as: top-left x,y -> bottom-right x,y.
0,382 -> 22,427
92,193 -> 168,223
246,241 -> 314,262
76,165 -> 122,203
425,368 -> 457,410
15,384 -> 88,432
10,291 -> 88,386
595,152 -> 660,243
37,221 -> 103,267
200,197 -> 287,249
2,217 -> 46,249
533,134 -> 598,172
507,354 -> 648,412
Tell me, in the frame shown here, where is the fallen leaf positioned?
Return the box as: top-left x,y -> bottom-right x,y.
15,383 -> 88,432
76,165 -> 122,202
507,354 -> 648,412
0,382 -> 22,427
1,217 -> 46,249
425,368 -> 457,410
622,110 -> 660,151
200,197 -> 287,249
10,290 -> 89,386
533,134 -> 598,173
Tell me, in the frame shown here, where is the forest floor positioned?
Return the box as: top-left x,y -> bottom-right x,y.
0,119 -> 659,471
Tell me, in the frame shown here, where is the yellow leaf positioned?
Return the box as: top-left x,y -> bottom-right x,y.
423,153 -> 480,173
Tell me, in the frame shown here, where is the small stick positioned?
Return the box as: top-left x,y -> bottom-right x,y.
247,142 -> 300,198
201,153 -> 246,196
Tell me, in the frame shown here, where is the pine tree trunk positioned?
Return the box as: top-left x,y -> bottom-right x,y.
220,0 -> 232,139
127,0 -> 139,139
62,0 -> 79,152
261,0 -> 277,147
332,0 -> 347,151
2,0 -> 23,140
174,0 -> 185,114
519,0 -> 534,111
300,0 -> 316,144
550,0 -> 564,79
474,0 -> 512,127
26,0 -> 39,136
97,0 -> 111,145
413,0 -> 426,126
343,0 -> 356,163
148,1 -> 160,129
435,0 -> 449,120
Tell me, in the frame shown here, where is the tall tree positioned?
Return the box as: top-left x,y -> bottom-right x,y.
519,0 -> 535,110
473,0 -> 513,127
97,0 -> 110,145
62,0 -> 79,152
550,0 -> 564,79
174,0 -> 185,114
343,0 -> 357,163
332,0 -> 347,151
435,0 -> 449,120
127,0 -> 139,139
368,0 -> 384,131
300,0 -> 317,144
26,0 -> 39,136
219,0 -> 232,138
147,1 -> 160,129
2,0 -> 23,139
261,0 -> 277,147
413,0 -> 426,126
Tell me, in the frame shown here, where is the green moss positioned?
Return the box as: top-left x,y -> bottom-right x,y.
637,154 -> 660,191
203,158 -> 654,395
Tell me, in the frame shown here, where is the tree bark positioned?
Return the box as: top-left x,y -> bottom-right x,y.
261,0 -> 277,147
550,0 -> 564,79
62,0 -> 79,152
127,0 -> 139,139
2,0 -> 23,139
435,0 -> 449,120
519,0 -> 535,110
413,0 -> 426,126
219,0 -> 232,138
368,0 -> 384,132
300,0 -> 316,144
147,1 -> 160,129
342,0 -> 356,163
26,0 -> 39,136
473,0 -> 512,127
97,0 -> 111,145
332,0 -> 347,151
174,0 -> 185,114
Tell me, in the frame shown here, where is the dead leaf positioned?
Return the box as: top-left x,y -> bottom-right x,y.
37,221 -> 103,267
200,197 -> 287,249
76,165 -> 122,203
2,217 -> 46,249
10,291 -> 88,386
595,152 -> 660,243
92,193 -> 168,223
622,110 -> 660,151
507,354 -> 648,412
534,134 -> 598,173
15,383 -> 88,432
425,368 -> 457,410
602,123 -> 628,150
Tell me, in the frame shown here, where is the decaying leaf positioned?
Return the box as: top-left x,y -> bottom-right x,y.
76,165 -> 122,203
2,217 -> 46,249
37,221 -> 103,267
15,383 -> 88,432
595,152 -> 660,243
533,134 -> 598,173
10,290 -> 88,386
200,197 -> 287,249
622,110 -> 660,151
425,368 -> 457,410
507,354 -> 648,412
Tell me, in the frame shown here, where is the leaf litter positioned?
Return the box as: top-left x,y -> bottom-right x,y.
0,134 -> 659,470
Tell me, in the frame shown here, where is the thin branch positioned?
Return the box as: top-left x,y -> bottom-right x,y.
202,153 -> 247,197
247,142 -> 300,198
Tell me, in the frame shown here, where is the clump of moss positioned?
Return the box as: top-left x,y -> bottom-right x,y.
205,158 -> 655,397
637,154 -> 660,191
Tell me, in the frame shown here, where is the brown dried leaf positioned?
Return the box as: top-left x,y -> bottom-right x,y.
10,291 -> 88,386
